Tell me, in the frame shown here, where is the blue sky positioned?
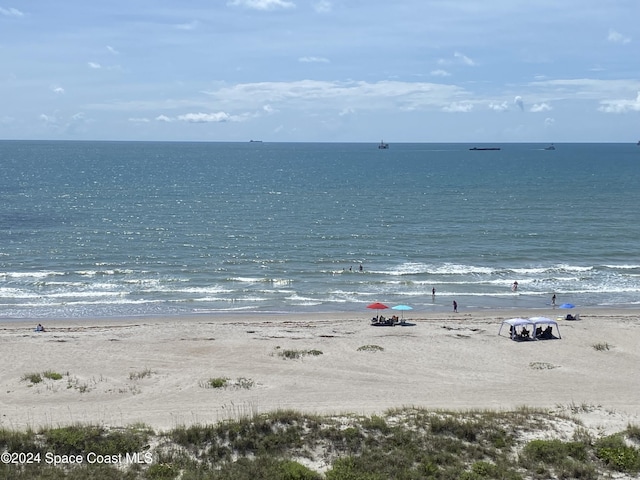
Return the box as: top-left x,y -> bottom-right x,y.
1,1 -> 638,142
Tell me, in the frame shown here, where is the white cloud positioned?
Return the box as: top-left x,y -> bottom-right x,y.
338,107 -> 355,116
88,62 -> 102,69
438,52 -> 476,67
299,56 -> 329,63
39,113 -> 57,125
514,96 -> 524,111
155,115 -> 172,122
544,117 -> 555,127
106,45 -> 119,55
489,102 -> 508,112
454,51 -> 476,66
598,91 -> 640,113
0,7 -> 23,17
607,29 -> 631,44
227,0 -> 295,10
52,86 -> 65,95
442,102 -> 473,113
313,1 -> 331,13
528,78 -> 640,102
430,69 -> 451,77
175,21 -> 199,30
129,117 -> 151,123
530,103 -> 552,112
204,80 -> 467,112
177,112 -> 231,123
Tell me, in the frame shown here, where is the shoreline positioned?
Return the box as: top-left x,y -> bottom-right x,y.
1,307 -> 639,433
0,304 -> 633,326
4,293 -> 640,323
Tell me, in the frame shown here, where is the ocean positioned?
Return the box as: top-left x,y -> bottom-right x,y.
1,141 -> 639,320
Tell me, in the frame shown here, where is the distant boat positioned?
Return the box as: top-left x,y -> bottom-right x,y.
637,140 -> 640,146
469,147 -> 500,151
544,144 -> 556,150
378,140 -> 389,149
249,140 -> 263,143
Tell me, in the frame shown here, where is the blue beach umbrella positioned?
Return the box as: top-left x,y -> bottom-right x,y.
559,303 -> 575,309
392,304 -> 413,321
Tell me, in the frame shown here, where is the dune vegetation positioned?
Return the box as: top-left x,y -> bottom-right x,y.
2,407 -> 640,479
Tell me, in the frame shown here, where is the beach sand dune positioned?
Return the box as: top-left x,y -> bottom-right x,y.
1,308 -> 639,433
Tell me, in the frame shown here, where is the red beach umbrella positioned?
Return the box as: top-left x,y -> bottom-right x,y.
367,303 -> 388,319
366,302 -> 388,311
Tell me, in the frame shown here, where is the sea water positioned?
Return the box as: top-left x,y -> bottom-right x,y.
1,141 -> 639,319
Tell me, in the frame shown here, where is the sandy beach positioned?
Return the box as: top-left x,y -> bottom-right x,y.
1,308 -> 639,433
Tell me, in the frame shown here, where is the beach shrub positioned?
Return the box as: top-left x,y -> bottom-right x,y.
3,408 -> 638,479
458,461 -> 524,479
357,344 -> 384,352
592,342 -> 610,351
129,368 -> 155,380
0,428 -> 40,453
145,462 -> 179,479
520,438 -> 595,479
280,349 -> 303,359
361,415 -> 389,434
529,362 -> 558,370
595,434 -> 640,473
234,377 -> 255,389
429,415 -> 478,442
21,372 -> 43,384
210,457 -> 322,480
278,349 -> 323,359
207,377 -> 228,388
41,424 -> 151,456
274,459 -> 323,480
521,439 -> 588,464
626,424 -> 640,443
42,370 -> 63,380
325,456 -> 387,480
21,371 -> 64,384
200,377 -> 255,389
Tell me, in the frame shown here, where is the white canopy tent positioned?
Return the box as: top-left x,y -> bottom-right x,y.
498,318 -> 533,340
498,317 -> 561,341
529,317 -> 561,339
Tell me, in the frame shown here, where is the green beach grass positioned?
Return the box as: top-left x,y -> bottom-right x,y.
1,407 -> 639,479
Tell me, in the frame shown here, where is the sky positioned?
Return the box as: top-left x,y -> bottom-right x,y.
1,1 -> 639,142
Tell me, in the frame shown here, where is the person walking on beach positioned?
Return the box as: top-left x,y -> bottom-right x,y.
453,300 -> 457,313
551,294 -> 556,307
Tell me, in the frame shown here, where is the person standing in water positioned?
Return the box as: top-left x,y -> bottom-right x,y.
551,294 -> 556,307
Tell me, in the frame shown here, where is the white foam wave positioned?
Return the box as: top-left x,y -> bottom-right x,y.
231,277 -> 267,283
0,270 -> 65,279
153,286 -> 233,294
49,291 -> 125,299
193,306 -> 259,313
0,288 -> 41,299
